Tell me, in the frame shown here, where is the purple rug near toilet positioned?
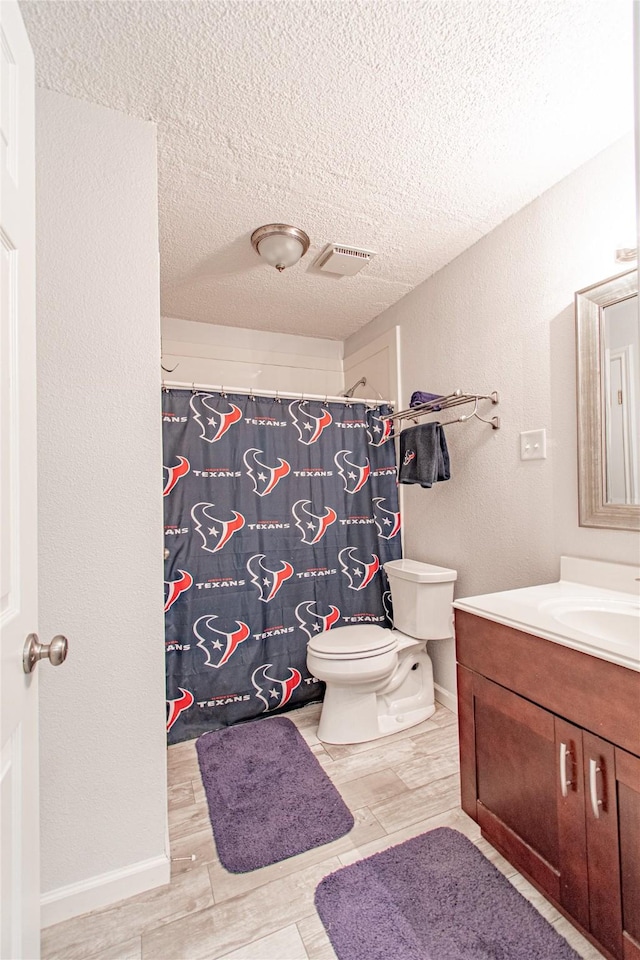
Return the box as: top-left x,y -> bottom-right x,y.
196,717 -> 354,873
315,828 -> 581,960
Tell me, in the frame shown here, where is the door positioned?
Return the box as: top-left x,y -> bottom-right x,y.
0,3 -> 39,957
604,347 -> 638,505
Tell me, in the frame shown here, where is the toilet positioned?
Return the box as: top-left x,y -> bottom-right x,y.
306,558 -> 457,744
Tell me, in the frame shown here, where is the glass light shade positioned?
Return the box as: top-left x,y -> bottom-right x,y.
251,224 -> 310,272
256,234 -> 305,270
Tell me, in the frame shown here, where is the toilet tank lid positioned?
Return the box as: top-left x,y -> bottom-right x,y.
384,559 -> 458,583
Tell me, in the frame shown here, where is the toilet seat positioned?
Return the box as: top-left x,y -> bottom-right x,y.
307,624 -> 398,660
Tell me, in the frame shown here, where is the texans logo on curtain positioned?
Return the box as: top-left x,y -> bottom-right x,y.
372,497 -> 402,539
366,412 -> 393,446
291,500 -> 337,543
252,664 -> 302,711
163,389 -> 401,743
246,555 -> 294,601
166,688 -> 194,731
338,547 -> 381,590
193,615 -> 251,668
190,394 -> 243,443
334,450 -> 371,493
164,569 -> 193,611
243,448 -> 291,495
163,456 -> 190,496
191,502 -> 246,552
288,399 -> 333,444
382,589 -> 393,623
295,600 -> 341,640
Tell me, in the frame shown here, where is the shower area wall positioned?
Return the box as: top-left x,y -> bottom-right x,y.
161,317 -> 400,405
161,317 -> 346,396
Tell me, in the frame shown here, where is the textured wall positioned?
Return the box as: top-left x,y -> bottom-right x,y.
345,135 -> 637,698
36,90 -> 167,895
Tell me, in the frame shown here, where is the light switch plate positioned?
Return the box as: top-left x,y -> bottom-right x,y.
520,429 -> 547,460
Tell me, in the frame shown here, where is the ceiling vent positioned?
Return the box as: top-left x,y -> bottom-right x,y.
314,244 -> 376,277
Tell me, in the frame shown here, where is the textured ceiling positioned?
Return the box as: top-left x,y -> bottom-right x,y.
21,0 -> 634,340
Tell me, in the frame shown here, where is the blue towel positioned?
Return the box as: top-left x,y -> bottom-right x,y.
398,423 -> 450,488
410,391 -> 443,410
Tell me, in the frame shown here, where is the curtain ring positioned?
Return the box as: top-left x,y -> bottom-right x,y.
191,381 -> 196,394
220,385 -> 226,397
275,389 -> 281,403
249,387 -> 256,402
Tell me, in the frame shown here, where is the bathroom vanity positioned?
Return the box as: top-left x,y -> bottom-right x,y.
454,559 -> 640,960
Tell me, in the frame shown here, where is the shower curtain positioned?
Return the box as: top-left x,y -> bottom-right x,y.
162,389 -> 402,743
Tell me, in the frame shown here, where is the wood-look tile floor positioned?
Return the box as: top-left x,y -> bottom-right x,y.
42,702 -> 606,960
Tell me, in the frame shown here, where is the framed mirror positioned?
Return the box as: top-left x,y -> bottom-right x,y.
576,268 -> 639,530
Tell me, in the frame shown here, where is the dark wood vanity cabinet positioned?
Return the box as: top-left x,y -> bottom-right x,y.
456,610 -> 640,960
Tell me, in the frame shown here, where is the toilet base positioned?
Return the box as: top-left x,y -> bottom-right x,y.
316,649 -> 436,745
317,692 -> 436,744
377,702 -> 436,738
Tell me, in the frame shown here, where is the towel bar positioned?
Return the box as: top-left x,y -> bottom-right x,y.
382,389 -> 500,430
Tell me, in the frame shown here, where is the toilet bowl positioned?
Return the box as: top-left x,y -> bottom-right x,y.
307,559 -> 457,744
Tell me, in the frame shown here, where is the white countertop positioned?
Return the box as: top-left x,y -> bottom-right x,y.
454,562 -> 640,672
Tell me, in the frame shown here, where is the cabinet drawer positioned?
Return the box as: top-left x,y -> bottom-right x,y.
455,610 -> 640,756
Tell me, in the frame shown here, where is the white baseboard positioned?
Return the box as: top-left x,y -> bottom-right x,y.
434,684 -> 458,714
41,853 -> 170,929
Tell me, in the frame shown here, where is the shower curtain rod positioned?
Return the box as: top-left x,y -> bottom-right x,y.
162,380 -> 394,407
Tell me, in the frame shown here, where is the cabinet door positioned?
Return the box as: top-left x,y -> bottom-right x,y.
555,717 -> 589,930
615,748 -> 640,960
582,733 -> 624,958
457,654 -> 640,960
469,672 -> 562,903
584,737 -> 640,960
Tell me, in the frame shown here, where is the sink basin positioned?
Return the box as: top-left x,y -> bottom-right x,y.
539,598 -> 640,648
454,558 -> 640,670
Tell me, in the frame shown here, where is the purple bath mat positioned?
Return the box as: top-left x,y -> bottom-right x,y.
315,827 -> 581,960
196,716 -> 354,873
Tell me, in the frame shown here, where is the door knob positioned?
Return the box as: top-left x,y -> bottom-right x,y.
23,633 -> 69,674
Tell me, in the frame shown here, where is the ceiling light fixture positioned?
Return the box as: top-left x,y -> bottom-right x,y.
251,224 -> 310,272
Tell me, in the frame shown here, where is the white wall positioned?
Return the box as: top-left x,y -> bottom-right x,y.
36,90 -> 168,924
342,328 -> 400,405
162,316 -> 344,395
345,135 -> 637,701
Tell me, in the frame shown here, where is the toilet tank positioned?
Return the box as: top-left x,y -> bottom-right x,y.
384,559 -> 457,640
